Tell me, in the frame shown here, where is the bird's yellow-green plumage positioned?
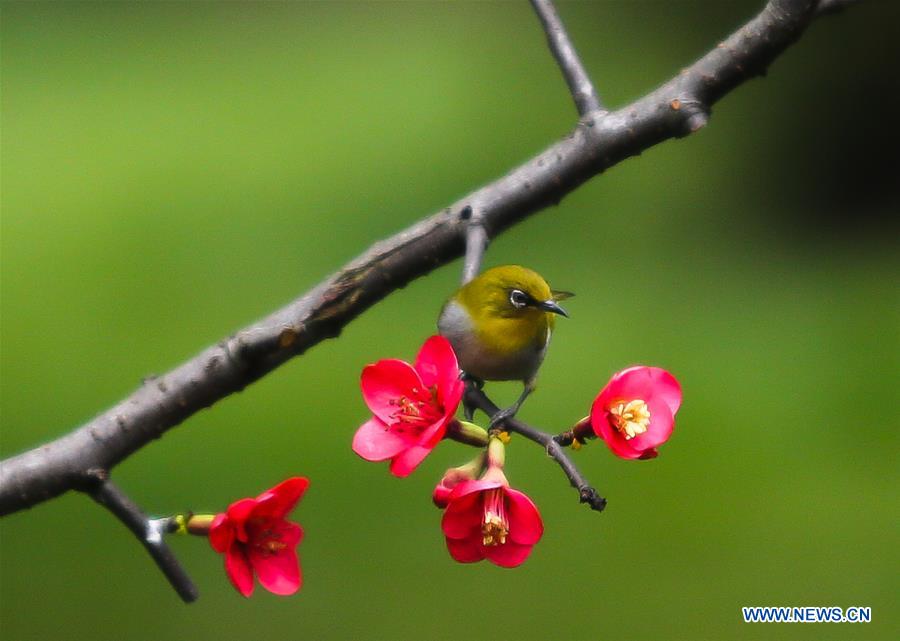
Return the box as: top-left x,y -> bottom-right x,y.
455,265 -> 555,358
438,265 -> 570,385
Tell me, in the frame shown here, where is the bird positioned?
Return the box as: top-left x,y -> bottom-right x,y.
438,265 -> 571,425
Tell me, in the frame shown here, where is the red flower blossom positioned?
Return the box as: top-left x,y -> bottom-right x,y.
590,366 -> 682,460
353,335 -> 464,477
441,467 -> 543,568
209,477 -> 309,597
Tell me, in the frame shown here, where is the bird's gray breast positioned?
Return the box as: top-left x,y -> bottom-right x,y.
437,300 -> 479,367
438,300 -> 549,382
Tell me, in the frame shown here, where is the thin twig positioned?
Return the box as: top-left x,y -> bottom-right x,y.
815,0 -> 860,16
553,429 -> 577,447
87,472 -> 198,603
464,387 -> 607,511
460,206 -> 489,284
530,0 -> 603,115
1,0 -> 827,516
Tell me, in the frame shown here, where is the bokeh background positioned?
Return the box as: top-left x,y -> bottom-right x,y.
2,1 -> 897,640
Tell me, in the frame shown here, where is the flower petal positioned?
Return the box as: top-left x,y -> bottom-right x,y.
361,359 -> 423,424
441,492 -> 482,539
226,498 -> 259,542
590,404 -> 643,459
598,366 -> 681,415
445,535 -> 485,563
208,514 -> 233,553
433,465 -> 479,508
448,477 -> 505,501
484,541 -> 534,568
413,336 -> 459,388
254,477 -> 309,519
647,368 -> 682,415
504,488 -> 544,545
352,418 -> 409,461
440,377 -> 465,419
388,444 -> 433,477
225,546 -> 255,597
626,397 -> 674,452
433,483 -> 453,509
414,336 -> 464,413
250,547 -> 301,596
417,417 -> 449,449
279,522 -> 304,547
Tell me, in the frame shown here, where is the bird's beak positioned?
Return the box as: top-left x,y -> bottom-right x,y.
538,299 -> 569,318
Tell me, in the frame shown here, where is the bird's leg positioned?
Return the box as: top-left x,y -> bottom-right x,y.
461,373 -> 484,421
489,378 -> 536,428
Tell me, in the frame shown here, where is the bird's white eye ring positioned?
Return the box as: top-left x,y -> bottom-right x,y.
509,289 -> 529,308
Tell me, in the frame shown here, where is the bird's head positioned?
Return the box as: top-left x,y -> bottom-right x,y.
458,265 -> 572,322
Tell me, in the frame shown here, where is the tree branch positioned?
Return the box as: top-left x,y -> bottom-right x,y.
464,387 -> 607,511
87,472 -> 198,603
530,0 -> 603,115
815,0 -> 859,17
460,206 -> 489,284
1,0 -> 828,516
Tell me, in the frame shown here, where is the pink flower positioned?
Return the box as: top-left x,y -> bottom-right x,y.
353,335 -> 464,477
590,366 -> 682,460
209,477 -> 309,597
441,467 -> 543,568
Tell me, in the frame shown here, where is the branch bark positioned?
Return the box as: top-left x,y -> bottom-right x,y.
460,206 -> 489,285
815,0 -> 859,16
1,0 -> 827,516
530,0 -> 603,115
88,473 -> 198,602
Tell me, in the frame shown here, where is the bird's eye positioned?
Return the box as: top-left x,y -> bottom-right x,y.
509,289 -> 529,308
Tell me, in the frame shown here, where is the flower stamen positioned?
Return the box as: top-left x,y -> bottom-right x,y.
390,394 -> 443,434
263,540 -> 286,554
609,399 -> 651,440
248,524 -> 289,557
481,489 -> 509,546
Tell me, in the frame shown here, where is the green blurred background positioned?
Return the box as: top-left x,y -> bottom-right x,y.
2,1 -> 897,639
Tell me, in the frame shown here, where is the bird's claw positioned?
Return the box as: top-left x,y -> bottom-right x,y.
461,372 -> 484,388
489,406 -> 517,429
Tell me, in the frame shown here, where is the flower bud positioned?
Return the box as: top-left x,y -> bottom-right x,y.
445,419 -> 490,447
432,456 -> 484,508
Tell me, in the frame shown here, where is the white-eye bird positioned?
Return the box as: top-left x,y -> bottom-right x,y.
437,265 -> 571,424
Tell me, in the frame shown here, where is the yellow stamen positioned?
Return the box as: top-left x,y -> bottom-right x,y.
481,489 -> 509,546
264,540 -> 287,553
249,523 -> 289,556
609,399 -> 651,440
388,391 -> 443,435
482,516 -> 508,546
